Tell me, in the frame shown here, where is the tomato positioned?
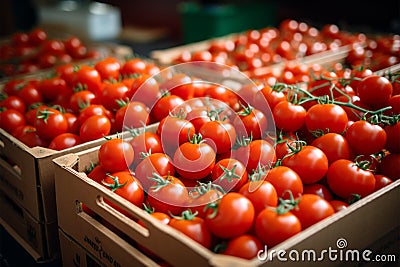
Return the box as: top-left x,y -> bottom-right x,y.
345,120 -> 387,156
374,174 -> 393,192
78,104 -> 110,125
159,73 -> 194,100
0,95 -> 26,114
146,173 -> 188,215
329,199 -> 349,212
305,103 -> 348,134
311,133 -> 352,164
48,133 -> 82,150
204,85 -> 239,111
18,83 -> 43,106
102,171 -> 144,207
186,182 -> 224,218
69,90 -> 98,114
291,194 -> 335,229
303,183 -> 333,201
205,192 -> 254,239
308,71 -> 338,97
264,165 -> 303,199
98,138 -> 134,173
100,81 -> 129,111
282,145 -> 329,184
120,58 -> 147,76
40,39 -> 65,55
129,130 -> 163,169
34,108 -> 68,141
211,158 -> 248,192
234,104 -> 267,140
55,63 -> 75,86
239,179 -> 278,215
94,57 -> 121,81
173,133 -> 216,180
254,207 -> 301,248
37,76 -> 69,103
387,95 -> 400,115
273,101 -> 306,132
87,164 -> 108,184
357,75 -> 393,109
236,83 -> 262,107
79,115 -> 111,142
28,28 -> 47,45
71,65 -> 102,96
378,153 -> 400,181
63,36 -> 82,55
186,106 -> 211,132
384,122 -> 400,153
127,74 -> 161,108
221,234 -> 263,260
199,120 -> 236,154
168,210 -> 212,248
115,101 -> 149,131
150,94 -> 185,123
135,152 -> 175,192
326,159 -> 376,199
157,113 -> 195,156
3,79 -> 25,96
349,67 -> 373,92
12,32 -> 29,46
12,125 -> 48,148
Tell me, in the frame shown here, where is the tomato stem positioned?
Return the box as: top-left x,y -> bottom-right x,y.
102,173 -> 128,192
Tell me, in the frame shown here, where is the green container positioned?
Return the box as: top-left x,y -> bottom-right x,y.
178,2 -> 277,43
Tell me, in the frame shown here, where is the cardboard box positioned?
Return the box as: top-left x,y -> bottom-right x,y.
53,140 -> 400,266
0,188 -> 59,261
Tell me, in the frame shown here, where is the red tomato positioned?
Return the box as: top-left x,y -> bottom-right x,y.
204,85 -> 239,111
3,79 -> 25,96
253,84 -> 286,114
254,208 -> 301,247
273,101 -> 306,132
48,133 -> 82,150
239,180 -> 278,215
265,165 -> 304,199
159,73 -> 193,100
311,133 -> 353,164
168,210 -> 212,248
173,133 -> 216,180
120,58 -> 148,76
28,28 -> 47,45
384,122 -> 400,153
146,173 -> 188,215
134,152 -> 175,192
18,83 -> 43,106
305,103 -> 348,134
129,130 -> 163,168
127,74 -> 161,108
78,104 -> 110,125
0,95 -> 26,114
357,75 -> 393,109
329,199 -> 349,213
345,120 -> 387,156
94,57 -> 121,81
282,145 -> 329,184
12,125 -> 48,148
374,174 -> 393,192
378,153 -> 400,181
205,192 -> 255,239
100,81 -> 129,111
71,65 -> 102,96
326,159 -> 376,199
34,108 -> 68,141
186,182 -> 224,218
199,120 -> 236,154
291,194 -> 335,229
150,94 -> 185,123
234,104 -> 267,140
37,76 -> 69,103
246,139 -> 276,174
115,101 -> 149,131
98,138 -> 134,173
79,115 -> 111,142
211,158 -> 248,192
303,183 -> 333,201
69,90 -> 98,114
221,234 -> 264,260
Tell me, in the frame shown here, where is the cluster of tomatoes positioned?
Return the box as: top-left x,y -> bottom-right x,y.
82,63 -> 399,263
0,28 -> 102,77
170,19 -> 400,78
0,57 -> 161,150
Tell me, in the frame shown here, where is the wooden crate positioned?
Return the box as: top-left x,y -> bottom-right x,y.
53,143 -> 400,267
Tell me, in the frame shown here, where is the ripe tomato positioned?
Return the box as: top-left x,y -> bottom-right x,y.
78,104 -> 110,125
120,58 -> 147,76
254,207 -> 301,248
311,133 -> 352,164
69,90 -> 98,114
374,174 -> 393,192
98,138 -> 134,173
0,95 -> 26,114
204,85 -> 239,111
100,81 -> 129,111
345,120 -> 387,155
168,210 -> 212,248
28,28 -> 47,45
253,84 -> 286,114
135,152 -> 175,192
234,104 -> 267,140
34,108 -> 68,141
115,101 -> 149,131
273,101 -> 306,132
199,120 -> 236,154
3,79 -> 25,96
378,153 -> 400,181
211,158 -> 248,192
291,194 -> 335,229
71,65 -> 102,96
37,76 -> 69,103
129,130 -> 162,168
12,125 -> 48,148
150,94 -> 185,123
265,165 -> 304,199
173,133 -> 216,180
159,73 -> 193,100
329,199 -> 349,213
79,115 -> 111,142
186,182 -> 224,218
221,234 -> 264,260
384,122 -> 400,153
239,179 -> 278,215
48,133 -> 82,150
18,83 -> 43,106
305,103 -> 348,134
282,145 -> 329,184
303,183 -> 333,201
146,173 -> 188,216
205,192 -> 254,239
157,114 -> 195,156
87,164 -> 107,184
127,74 -> 161,108
357,75 -> 393,109
326,159 -> 376,199
94,57 -> 121,81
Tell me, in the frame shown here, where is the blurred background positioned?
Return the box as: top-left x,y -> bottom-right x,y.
1,0 -> 399,57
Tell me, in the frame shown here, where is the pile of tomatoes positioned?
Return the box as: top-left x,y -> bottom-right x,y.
0,28 -> 102,77
0,56 -> 161,150
170,19 -> 399,75
82,62 -> 399,263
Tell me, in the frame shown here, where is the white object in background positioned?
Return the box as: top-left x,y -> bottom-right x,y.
38,1 -> 122,41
